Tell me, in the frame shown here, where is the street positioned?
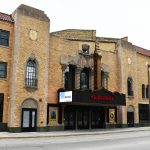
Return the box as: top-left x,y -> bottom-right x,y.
1,130 -> 150,150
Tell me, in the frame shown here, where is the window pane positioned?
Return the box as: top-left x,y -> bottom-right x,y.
0,30 -> 9,46
0,62 -> 7,78
127,77 -> 133,96
80,69 -> 89,89
26,60 -> 37,87
23,111 -> 30,128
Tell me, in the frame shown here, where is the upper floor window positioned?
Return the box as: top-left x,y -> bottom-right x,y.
0,94 -> 4,122
101,70 -> 108,89
64,65 -> 75,90
80,68 -> 89,89
0,62 -> 7,78
146,85 -> 149,98
127,77 -> 134,96
82,44 -> 89,54
0,29 -> 9,46
25,59 -> 37,87
142,84 -> 145,98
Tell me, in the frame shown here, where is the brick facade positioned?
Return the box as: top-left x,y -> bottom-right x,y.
0,4 -> 150,132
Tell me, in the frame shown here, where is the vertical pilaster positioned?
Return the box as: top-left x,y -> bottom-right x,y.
76,68 -> 81,89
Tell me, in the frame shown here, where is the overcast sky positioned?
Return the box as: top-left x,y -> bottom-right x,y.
0,0 -> 150,49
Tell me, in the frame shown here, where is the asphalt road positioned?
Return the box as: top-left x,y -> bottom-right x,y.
1,130 -> 150,150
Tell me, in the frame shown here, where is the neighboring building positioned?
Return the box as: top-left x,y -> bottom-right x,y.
0,4 -> 149,132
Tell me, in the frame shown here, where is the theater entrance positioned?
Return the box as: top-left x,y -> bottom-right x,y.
64,106 -> 105,130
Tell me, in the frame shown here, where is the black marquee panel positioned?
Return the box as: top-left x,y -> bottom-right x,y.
59,88 -> 126,106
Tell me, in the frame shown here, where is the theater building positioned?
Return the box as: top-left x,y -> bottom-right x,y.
0,4 -> 149,132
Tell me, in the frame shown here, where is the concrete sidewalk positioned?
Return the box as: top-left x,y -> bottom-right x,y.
0,127 -> 150,139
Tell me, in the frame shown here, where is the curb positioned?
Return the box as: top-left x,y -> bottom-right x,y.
0,128 -> 150,139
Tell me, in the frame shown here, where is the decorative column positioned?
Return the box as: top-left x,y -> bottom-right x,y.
76,67 -> 81,89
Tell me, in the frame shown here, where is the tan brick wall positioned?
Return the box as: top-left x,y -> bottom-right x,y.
0,21 -> 14,123
8,12 -> 50,128
120,42 -> 139,124
99,42 -> 116,52
48,36 -> 78,103
48,35 -> 96,104
137,53 -> 150,104
97,42 -> 120,92
51,29 -> 96,40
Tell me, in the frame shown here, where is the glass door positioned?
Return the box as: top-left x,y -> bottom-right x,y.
22,108 -> 37,132
64,110 -> 76,130
77,110 -> 89,129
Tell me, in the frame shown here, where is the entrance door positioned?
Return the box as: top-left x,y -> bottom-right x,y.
127,112 -> 134,127
91,108 -> 105,129
64,110 -> 76,130
91,111 -> 100,129
77,110 -> 89,129
21,108 -> 37,132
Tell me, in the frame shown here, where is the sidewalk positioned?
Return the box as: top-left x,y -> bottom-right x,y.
0,127 -> 150,139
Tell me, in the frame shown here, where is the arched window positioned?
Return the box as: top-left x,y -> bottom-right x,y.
142,84 -> 145,98
80,68 -> 89,89
127,77 -> 133,96
25,59 -> 37,87
146,85 -> 149,98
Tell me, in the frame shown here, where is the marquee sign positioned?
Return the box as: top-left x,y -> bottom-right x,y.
59,88 -> 126,106
91,95 -> 114,101
59,91 -> 72,102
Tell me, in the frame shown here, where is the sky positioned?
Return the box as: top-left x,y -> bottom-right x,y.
0,0 -> 150,49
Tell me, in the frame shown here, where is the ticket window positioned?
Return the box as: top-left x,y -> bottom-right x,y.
49,107 -> 58,126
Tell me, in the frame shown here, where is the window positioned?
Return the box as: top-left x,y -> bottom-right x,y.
0,62 -> 7,78
82,44 -> 89,54
127,77 -> 133,96
0,29 -> 9,46
25,59 -> 37,87
142,84 -> 145,98
0,94 -> 4,122
64,65 -> 75,90
101,71 -> 108,89
146,85 -> 149,98
80,68 -> 89,89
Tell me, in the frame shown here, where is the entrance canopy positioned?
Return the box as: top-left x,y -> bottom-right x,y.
59,88 -> 126,106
